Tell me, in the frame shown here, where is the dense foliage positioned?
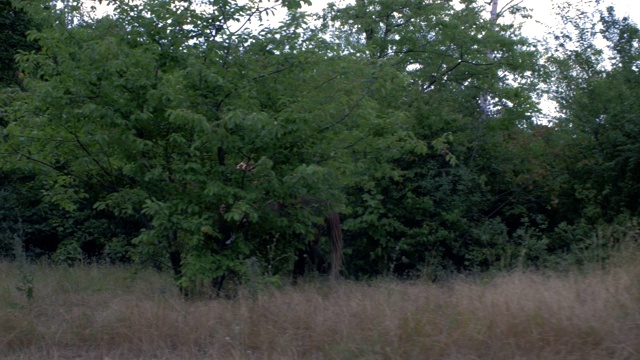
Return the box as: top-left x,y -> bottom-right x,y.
1,0 -> 639,293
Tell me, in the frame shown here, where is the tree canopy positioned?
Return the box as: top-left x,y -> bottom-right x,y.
2,0 -> 639,293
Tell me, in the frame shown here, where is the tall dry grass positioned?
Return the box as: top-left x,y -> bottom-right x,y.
1,248 -> 639,359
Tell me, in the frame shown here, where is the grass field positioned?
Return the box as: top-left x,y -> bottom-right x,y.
1,248 -> 639,359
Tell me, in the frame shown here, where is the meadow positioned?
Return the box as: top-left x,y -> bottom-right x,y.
1,248 -> 639,360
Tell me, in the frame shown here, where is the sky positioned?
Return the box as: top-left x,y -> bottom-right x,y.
88,0 -> 640,38
519,0 -> 640,37
297,0 -> 640,39
523,0 -> 639,22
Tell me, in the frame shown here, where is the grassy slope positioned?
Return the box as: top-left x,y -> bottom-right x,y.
1,250 -> 639,359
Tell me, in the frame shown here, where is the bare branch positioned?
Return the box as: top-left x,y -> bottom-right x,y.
498,0 -> 525,20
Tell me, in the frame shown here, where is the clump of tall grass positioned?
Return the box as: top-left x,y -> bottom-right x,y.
1,244 -> 639,359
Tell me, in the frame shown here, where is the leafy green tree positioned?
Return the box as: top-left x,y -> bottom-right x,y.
4,0 -> 428,292
547,5 -> 640,222
525,2 -> 640,265
320,0 -> 542,276
0,0 -> 54,259
9,0 -> 622,284
0,0 -> 38,87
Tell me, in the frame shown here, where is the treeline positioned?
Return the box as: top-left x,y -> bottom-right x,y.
1,0 -> 639,290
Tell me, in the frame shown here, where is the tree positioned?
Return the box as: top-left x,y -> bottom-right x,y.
0,0 -> 39,87
4,0 -> 420,293
545,4 -> 640,221
318,0 -> 543,276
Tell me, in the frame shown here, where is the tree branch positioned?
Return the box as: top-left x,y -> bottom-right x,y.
59,123 -> 117,183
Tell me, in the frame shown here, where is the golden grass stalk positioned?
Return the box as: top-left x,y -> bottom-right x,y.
1,249 -> 639,359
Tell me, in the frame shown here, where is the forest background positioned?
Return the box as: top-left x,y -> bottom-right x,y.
2,0 -> 640,294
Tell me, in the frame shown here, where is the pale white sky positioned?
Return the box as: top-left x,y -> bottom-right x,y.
88,0 -> 640,39
520,0 -> 640,37
300,0 -> 640,39
523,0 -> 639,21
